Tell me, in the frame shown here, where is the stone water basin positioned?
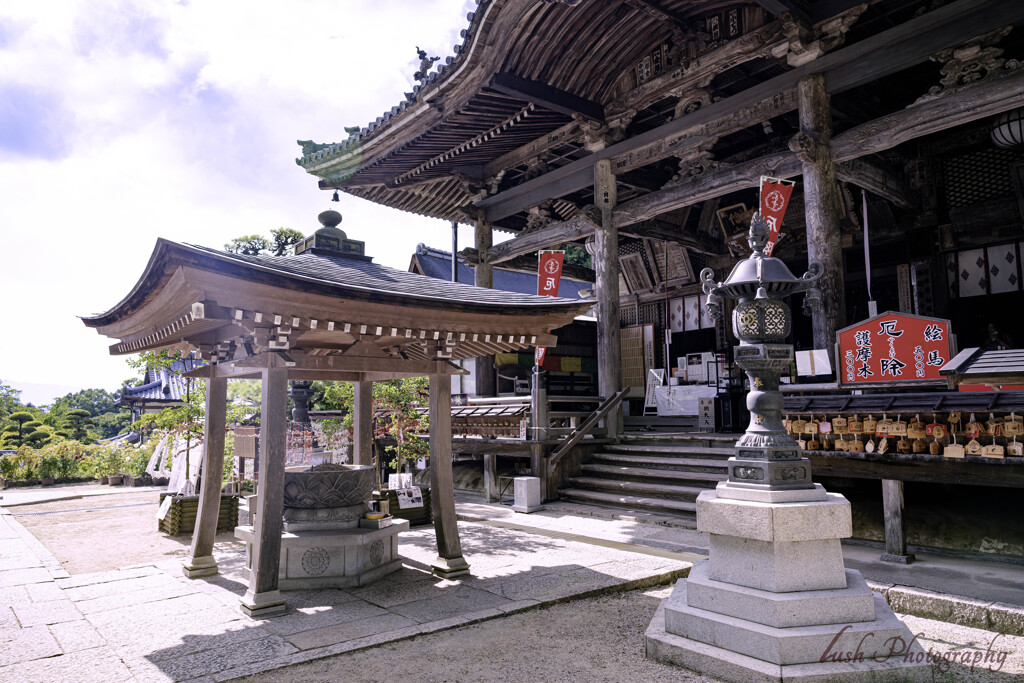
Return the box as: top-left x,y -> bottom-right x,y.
283,463 -> 375,509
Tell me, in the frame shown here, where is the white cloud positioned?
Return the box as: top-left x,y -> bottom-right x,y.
0,0 -> 480,403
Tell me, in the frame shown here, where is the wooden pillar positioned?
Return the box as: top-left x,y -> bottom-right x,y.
353,380 -> 373,467
594,159 -> 622,435
474,212 -> 497,398
240,364 -> 288,617
881,479 -> 915,564
792,73 -> 846,368
429,373 -> 469,578
530,366 -> 550,500
183,376 -> 227,579
483,453 -> 498,502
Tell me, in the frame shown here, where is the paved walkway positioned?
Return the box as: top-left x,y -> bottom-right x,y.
2,486 -> 1023,682
0,491 -> 692,682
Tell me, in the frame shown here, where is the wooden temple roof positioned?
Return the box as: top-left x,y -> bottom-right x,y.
82,236 -> 591,379
295,0 -> 1024,244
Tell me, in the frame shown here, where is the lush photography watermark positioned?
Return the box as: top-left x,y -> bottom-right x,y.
820,625 -> 1009,674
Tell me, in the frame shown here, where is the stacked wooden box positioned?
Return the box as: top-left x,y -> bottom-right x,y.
382,487 -> 432,526
158,493 -> 239,535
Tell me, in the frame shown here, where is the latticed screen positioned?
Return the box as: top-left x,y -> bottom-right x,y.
620,325 -> 646,390
943,148 -> 1019,208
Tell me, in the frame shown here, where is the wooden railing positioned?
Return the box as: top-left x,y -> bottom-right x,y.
547,388 -> 630,475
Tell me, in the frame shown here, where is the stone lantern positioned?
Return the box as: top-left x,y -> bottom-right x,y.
646,213 -> 932,681
700,213 -> 822,491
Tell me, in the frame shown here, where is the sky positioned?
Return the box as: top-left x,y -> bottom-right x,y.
0,0 -> 484,406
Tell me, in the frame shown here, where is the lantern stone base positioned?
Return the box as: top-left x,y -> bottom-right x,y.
235,519 -> 408,590
646,490 -> 933,681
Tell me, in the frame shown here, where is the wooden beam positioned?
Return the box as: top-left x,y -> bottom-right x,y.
482,120 -> 581,179
835,158 -> 914,210
476,0 -> 1024,222
594,159 -> 622,436
489,72 -> 604,121
353,380 -> 373,467
484,211 -> 601,264
620,0 -> 687,28
612,62 -> 1024,227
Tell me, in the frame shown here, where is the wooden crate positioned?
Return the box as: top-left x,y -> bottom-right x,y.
383,487 -> 432,527
158,493 -> 239,535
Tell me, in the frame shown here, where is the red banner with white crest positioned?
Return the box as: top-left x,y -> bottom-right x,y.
534,250 -> 565,366
760,176 -> 795,257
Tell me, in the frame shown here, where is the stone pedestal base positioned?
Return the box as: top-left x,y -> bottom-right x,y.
235,518 -> 408,590
646,490 -> 933,681
431,555 -> 471,579
181,554 -> 218,579
239,589 -> 286,618
512,476 -> 544,513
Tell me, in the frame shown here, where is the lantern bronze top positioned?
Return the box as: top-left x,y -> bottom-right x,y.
701,213 -> 823,319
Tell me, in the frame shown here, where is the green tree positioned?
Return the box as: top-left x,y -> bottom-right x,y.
225,228 -> 304,257
562,243 -> 592,269
1,412 -> 36,449
50,388 -> 117,418
62,409 -> 95,443
0,380 -> 22,423
93,410 -> 133,439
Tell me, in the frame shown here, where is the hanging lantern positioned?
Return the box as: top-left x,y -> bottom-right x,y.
991,107 -> 1024,150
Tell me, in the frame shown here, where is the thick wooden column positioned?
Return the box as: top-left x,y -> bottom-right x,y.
881,479 -> 915,564
240,364 -> 288,617
483,453 -> 499,502
353,380 -> 373,466
594,159 -> 622,435
429,373 -> 469,578
183,376 -> 227,579
792,73 -> 846,367
474,213 -> 497,398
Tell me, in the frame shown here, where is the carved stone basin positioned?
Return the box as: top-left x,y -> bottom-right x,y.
283,465 -> 375,509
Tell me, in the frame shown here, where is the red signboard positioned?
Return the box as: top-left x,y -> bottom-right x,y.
760,176 -> 795,257
537,250 -> 565,296
534,250 -> 565,367
837,312 -> 953,387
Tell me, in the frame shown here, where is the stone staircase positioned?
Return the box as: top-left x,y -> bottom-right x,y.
558,433 -> 737,524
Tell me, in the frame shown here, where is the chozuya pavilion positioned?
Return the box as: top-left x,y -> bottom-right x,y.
82,210 -> 590,616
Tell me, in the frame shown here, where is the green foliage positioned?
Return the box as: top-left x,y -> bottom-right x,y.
14,447 -> 39,479
224,234 -> 272,255
93,410 -> 132,439
563,242 -> 592,269
127,349 -> 182,374
270,228 -> 305,256
225,228 -> 304,257
0,454 -> 17,479
310,377 -> 429,472
1,411 -> 37,448
37,453 -> 59,480
49,388 -> 117,418
0,380 -> 21,423
62,409 -> 95,443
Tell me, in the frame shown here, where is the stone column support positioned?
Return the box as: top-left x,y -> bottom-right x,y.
240,364 -> 288,617
183,375 -> 227,579
594,158 -> 622,436
353,380 -> 373,467
474,211 -> 497,398
429,373 -> 469,578
791,73 -> 846,369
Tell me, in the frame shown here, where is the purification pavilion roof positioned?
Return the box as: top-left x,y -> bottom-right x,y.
82,238 -> 591,372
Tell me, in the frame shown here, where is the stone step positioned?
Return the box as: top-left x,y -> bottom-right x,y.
558,488 -> 698,515
590,453 -> 730,471
580,463 -> 726,484
600,444 -> 736,457
567,477 -> 709,500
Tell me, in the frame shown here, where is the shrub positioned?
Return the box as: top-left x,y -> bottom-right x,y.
15,447 -> 40,479
38,453 -> 59,480
0,454 -> 16,480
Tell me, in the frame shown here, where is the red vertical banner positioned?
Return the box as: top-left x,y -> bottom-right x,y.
535,250 -> 565,366
760,176 -> 795,257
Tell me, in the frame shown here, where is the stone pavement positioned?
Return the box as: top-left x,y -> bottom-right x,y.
0,493 -> 693,682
